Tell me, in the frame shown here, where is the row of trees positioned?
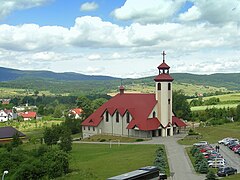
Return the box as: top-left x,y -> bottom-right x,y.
192,105 -> 240,124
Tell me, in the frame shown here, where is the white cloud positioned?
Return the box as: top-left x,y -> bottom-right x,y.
180,0 -> 240,25
113,0 -> 185,24
80,2 -> 98,11
88,54 -> 101,60
112,52 -> 121,59
85,66 -> 104,74
0,0 -> 51,19
179,5 -> 201,21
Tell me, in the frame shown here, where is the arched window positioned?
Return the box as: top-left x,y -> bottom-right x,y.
116,111 -> 119,123
168,99 -> 171,104
106,111 -> 109,122
168,83 -> 171,90
158,83 -> 161,90
153,111 -> 156,118
126,112 -> 130,123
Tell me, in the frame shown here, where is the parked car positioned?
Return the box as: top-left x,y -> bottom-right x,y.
208,161 -> 226,168
232,144 -> 240,151
217,167 -> 237,177
193,141 -> 209,147
218,137 -> 232,144
223,138 -> 237,146
235,148 -> 240,155
208,158 -> 226,164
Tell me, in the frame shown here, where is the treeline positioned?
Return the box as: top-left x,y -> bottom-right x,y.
192,105 -> 240,125
190,97 -> 220,107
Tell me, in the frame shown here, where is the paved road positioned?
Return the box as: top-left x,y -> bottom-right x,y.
216,144 -> 240,172
137,135 -> 205,180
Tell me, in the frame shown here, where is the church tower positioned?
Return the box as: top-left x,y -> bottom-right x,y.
154,51 -> 174,136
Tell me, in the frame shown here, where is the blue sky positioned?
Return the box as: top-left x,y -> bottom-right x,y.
0,0 -> 239,78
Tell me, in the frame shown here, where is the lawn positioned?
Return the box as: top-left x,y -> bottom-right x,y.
178,122 -> 240,145
191,103 -> 239,111
221,173 -> 240,179
59,143 -> 159,180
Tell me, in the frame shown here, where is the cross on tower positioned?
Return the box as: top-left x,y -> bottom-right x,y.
162,51 -> 166,63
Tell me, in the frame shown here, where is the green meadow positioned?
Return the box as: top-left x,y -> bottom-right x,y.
178,122 -> 240,145
59,143 -> 159,180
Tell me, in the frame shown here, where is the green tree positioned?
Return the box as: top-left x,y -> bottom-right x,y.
43,126 -> 60,146
42,148 -> 69,178
92,98 -> 107,110
58,126 -> 72,152
235,104 -> 240,121
76,95 -> 93,119
205,170 -> 218,180
172,90 -> 191,120
11,132 -> 23,148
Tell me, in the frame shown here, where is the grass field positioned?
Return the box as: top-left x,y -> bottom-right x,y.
0,87 -> 69,97
178,122 -> 240,145
221,173 -> 240,179
191,103 -> 239,111
109,82 -> 228,97
59,143 -> 159,180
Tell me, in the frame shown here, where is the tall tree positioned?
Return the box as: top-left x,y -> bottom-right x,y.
172,90 -> 191,120
236,104 -> 240,121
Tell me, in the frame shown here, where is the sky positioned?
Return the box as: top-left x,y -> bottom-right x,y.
0,0 -> 239,78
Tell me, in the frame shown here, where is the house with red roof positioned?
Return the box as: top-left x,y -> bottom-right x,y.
81,51 -> 186,138
68,108 -> 83,119
19,111 -> 37,121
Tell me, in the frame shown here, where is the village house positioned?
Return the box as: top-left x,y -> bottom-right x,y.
19,111 -> 37,121
0,109 -> 13,122
81,52 -> 186,138
0,126 -> 26,143
68,108 -> 83,119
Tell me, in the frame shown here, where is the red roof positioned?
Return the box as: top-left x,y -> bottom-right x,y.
81,93 -> 160,130
20,111 -> 37,118
70,108 -> 83,115
154,73 -> 174,82
172,116 -> 187,127
158,62 -> 170,69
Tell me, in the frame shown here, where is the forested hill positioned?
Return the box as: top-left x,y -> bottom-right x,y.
0,66 -> 240,94
172,73 -> 240,90
0,67 -> 118,82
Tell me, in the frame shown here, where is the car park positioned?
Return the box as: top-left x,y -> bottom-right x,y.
217,167 -> 237,177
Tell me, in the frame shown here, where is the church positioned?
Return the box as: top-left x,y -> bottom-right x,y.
81,52 -> 186,138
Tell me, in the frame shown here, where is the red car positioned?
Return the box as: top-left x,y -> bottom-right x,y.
232,144 -> 240,151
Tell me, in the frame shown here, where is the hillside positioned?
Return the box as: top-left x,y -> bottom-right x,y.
0,67 -> 240,96
0,67 -> 118,82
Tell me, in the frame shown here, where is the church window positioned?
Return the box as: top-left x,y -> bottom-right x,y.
126,112 -> 130,123
153,111 -> 156,118
106,111 -> 109,122
168,83 -> 171,90
116,111 -> 119,123
168,99 -> 171,104
158,83 -> 161,90
93,127 -> 95,131
88,126 -> 90,131
83,126 -> 85,130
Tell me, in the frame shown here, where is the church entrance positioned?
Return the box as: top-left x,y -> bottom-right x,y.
167,129 -> 171,136
158,129 -> 162,137
152,130 -> 156,137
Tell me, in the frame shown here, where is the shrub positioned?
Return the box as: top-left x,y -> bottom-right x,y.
100,139 -> 106,142
136,139 -> 144,142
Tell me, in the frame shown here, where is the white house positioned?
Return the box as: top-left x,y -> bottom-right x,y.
81,52 -> 186,138
0,110 -> 13,122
